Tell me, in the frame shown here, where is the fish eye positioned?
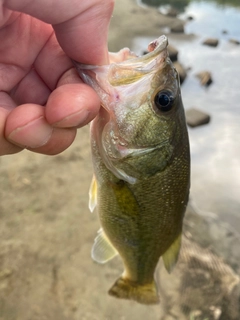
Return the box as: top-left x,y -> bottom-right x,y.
154,91 -> 174,113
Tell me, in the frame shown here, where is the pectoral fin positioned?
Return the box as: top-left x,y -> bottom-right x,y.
91,229 -> 118,264
89,176 -> 97,212
162,233 -> 182,273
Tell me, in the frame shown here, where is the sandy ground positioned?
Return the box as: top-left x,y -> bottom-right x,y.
1,1 -> 238,320
0,131 -> 164,320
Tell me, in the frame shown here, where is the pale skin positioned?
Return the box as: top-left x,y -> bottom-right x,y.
0,0 -> 114,155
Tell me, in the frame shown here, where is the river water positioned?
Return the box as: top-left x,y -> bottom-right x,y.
136,0 -> 240,232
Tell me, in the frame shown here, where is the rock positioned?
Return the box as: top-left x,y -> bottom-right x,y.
185,203 -> 240,272
229,38 -> 240,45
202,38 -> 219,47
157,204 -> 240,320
187,15 -> 194,21
195,70 -> 213,86
173,61 -> 187,84
170,21 -> 185,33
185,108 -> 211,127
158,237 -> 240,320
168,44 -> 178,62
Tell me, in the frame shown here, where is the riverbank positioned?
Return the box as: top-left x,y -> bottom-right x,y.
108,0 -> 191,51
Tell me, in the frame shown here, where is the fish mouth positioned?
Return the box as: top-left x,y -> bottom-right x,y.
72,35 -> 169,112
109,35 -> 169,67
73,35 -> 168,69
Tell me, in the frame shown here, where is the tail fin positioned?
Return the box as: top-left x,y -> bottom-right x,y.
108,277 -> 159,305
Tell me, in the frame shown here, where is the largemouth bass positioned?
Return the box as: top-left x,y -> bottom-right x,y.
74,35 -> 190,305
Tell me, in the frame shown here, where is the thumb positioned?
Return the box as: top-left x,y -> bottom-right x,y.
54,1 -> 114,64
3,0 -> 114,64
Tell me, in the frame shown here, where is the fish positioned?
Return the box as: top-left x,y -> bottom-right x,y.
73,35 -> 190,305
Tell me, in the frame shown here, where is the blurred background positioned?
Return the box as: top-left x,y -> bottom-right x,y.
0,1 -> 240,319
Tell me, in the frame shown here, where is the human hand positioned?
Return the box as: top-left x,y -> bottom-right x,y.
0,0 -> 114,155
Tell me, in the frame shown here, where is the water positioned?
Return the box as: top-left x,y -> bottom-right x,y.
178,1 -> 240,231
134,1 -> 240,232
180,1 -> 240,39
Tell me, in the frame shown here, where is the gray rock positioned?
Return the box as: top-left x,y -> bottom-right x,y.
170,21 -> 185,33
157,203 -> 240,320
229,38 -> 240,45
184,203 -> 240,273
202,38 -> 219,47
185,108 -> 211,127
158,237 -> 240,320
168,44 -> 178,62
173,61 -> 187,84
195,70 -> 213,86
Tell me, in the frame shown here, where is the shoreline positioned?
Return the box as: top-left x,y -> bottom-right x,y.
108,0 -> 186,51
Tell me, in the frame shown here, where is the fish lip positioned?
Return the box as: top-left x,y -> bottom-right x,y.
148,35 -> 168,52
72,35 -> 168,70
120,35 -> 168,66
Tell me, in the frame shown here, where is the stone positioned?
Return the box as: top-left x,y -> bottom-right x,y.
157,205 -> 240,320
195,70 -> 213,86
202,38 -> 219,47
229,38 -> 240,45
168,44 -> 178,62
173,61 -> 187,84
185,108 -> 211,127
170,21 -> 185,33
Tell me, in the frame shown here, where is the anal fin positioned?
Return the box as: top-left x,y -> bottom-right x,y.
162,233 -> 182,273
91,229 -> 118,264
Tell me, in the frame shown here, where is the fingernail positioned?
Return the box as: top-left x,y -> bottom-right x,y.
8,116 -> 53,148
53,109 -> 90,128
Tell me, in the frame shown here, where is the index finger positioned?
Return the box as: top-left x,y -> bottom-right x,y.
3,0 -> 114,64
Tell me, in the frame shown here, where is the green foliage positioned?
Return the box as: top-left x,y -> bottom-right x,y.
141,0 -> 191,11
142,0 -> 240,9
